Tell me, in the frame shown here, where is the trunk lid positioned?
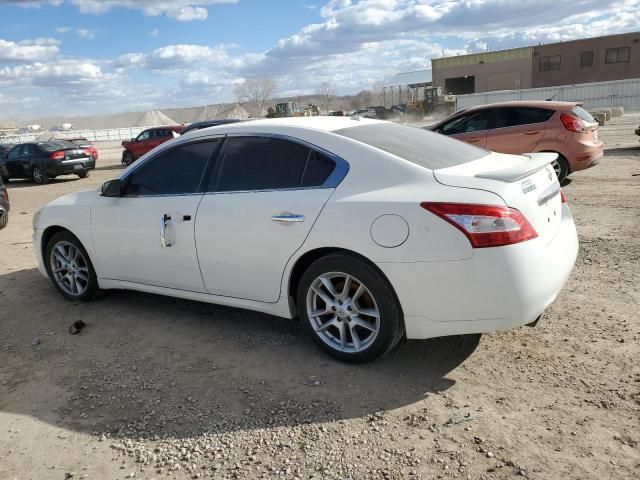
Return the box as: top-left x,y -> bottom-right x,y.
434,152 -> 563,243
63,148 -> 91,161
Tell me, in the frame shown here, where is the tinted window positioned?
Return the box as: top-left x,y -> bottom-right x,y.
38,141 -> 76,151
126,140 -> 220,196
23,144 -> 38,156
441,110 -> 493,135
302,150 -> 335,187
506,108 -> 554,127
539,55 -> 561,71
337,123 -> 488,170
215,137 -> 310,192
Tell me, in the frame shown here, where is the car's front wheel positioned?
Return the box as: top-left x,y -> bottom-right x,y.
122,151 -> 134,166
45,231 -> 100,302
0,211 -> 8,230
297,253 -> 404,362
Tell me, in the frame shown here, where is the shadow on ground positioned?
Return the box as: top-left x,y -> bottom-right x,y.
0,268 -> 480,440
4,177 -> 80,189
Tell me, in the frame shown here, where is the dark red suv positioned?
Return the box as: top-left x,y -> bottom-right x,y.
121,125 -> 184,166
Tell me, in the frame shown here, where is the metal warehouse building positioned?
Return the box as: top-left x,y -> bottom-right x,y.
432,31 -> 640,95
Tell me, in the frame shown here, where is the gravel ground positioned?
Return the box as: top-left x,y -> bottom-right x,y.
0,116 -> 638,480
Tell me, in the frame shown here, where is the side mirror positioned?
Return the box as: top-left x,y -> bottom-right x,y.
131,137 -> 137,142
101,179 -> 123,197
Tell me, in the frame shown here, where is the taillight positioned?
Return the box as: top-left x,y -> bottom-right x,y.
49,150 -> 65,160
83,148 -> 92,156
560,113 -> 586,133
421,202 -> 538,248
560,191 -> 566,203
2,189 -> 8,202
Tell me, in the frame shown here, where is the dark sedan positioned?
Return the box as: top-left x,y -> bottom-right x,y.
181,118 -> 245,135
0,175 -> 9,229
3,140 -> 94,184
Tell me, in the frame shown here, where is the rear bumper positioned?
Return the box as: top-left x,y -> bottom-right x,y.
566,140 -> 603,173
377,204 -> 578,340
47,158 -> 95,175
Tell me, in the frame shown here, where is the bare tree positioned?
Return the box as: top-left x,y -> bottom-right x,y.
316,81 -> 336,114
233,75 -> 277,117
371,81 -> 385,107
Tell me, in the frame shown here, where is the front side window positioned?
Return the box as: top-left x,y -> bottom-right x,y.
214,137 -> 311,192
137,131 -> 151,142
539,55 -> 561,71
125,140 -> 220,196
442,110 -> 493,135
605,47 -> 630,64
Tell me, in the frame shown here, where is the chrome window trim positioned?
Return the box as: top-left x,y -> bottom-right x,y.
210,132 -> 350,194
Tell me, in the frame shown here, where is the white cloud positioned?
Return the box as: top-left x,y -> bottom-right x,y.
150,28 -> 160,38
55,26 -> 70,33
69,0 -> 237,20
76,28 -> 96,39
0,37 -> 59,62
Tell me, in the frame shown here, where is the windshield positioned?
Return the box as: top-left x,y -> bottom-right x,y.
335,122 -> 488,170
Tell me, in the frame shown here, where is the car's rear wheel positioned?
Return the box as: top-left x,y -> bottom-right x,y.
122,151 -> 134,166
297,253 -> 404,362
551,155 -> 569,183
32,166 -> 50,185
45,231 -> 100,302
1,175 -> 8,184
77,170 -> 89,179
0,211 -> 8,230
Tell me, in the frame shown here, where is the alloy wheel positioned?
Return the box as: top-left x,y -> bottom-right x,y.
551,160 -> 562,179
49,241 -> 90,296
306,272 -> 380,353
33,167 -> 43,183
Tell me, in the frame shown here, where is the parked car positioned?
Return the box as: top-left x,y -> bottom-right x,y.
33,117 -> 577,362
0,173 -> 9,230
426,101 -> 603,182
3,141 -> 94,184
635,125 -> 640,136
181,119 -> 245,136
51,137 -> 98,163
328,111 -> 346,117
121,125 -> 185,165
351,108 -> 377,119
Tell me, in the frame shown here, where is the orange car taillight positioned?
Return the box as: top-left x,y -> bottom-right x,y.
560,113 -> 587,133
421,202 -> 538,248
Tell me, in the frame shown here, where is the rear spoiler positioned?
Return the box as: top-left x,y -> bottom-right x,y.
474,152 -> 558,182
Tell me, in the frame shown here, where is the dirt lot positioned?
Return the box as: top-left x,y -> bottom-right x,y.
0,116 -> 638,480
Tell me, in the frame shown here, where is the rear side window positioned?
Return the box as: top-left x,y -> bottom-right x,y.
302,150 -> 335,187
337,123 -> 488,170
214,137 -> 310,192
126,140 -> 220,196
570,106 -> 595,123
505,108 -> 554,127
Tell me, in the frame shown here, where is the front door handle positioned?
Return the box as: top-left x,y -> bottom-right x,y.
272,213 -> 305,223
160,214 -> 171,248
467,137 -> 481,142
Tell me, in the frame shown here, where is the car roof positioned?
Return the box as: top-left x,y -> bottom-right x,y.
194,116 -> 382,134
463,100 -> 578,111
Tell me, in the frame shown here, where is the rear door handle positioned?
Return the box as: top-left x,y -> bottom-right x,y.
467,137 -> 481,142
524,130 -> 541,135
272,213 -> 305,223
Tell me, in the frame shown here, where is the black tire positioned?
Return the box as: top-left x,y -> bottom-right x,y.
551,154 -> 570,183
77,170 -> 90,179
32,166 -> 50,185
45,231 -> 100,302
122,150 -> 134,166
0,211 -> 7,230
1,175 -> 8,184
297,252 -> 404,362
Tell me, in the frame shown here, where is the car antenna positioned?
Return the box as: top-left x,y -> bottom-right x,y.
546,90 -> 560,101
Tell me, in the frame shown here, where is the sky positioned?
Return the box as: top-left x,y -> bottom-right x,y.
0,0 -> 639,120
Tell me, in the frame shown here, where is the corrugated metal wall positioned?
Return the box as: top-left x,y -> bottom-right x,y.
455,78 -> 640,111
0,127 -> 148,145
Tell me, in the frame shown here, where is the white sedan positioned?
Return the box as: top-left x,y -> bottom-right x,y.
33,117 -> 578,362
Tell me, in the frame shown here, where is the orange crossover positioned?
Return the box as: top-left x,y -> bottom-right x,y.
427,101 -> 603,182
